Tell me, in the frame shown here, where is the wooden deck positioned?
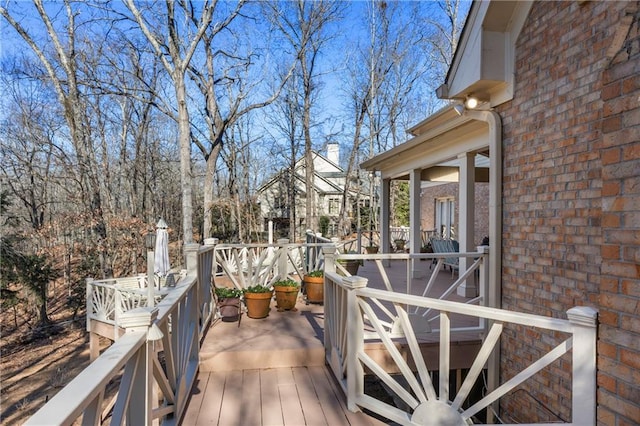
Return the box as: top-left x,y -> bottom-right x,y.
182,366 -> 387,425
182,260 -> 482,425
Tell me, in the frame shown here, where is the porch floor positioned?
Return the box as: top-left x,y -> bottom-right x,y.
182,366 -> 388,425
183,259 -> 481,425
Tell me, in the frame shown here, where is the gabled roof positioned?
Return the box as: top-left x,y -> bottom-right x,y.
257,150 -> 347,195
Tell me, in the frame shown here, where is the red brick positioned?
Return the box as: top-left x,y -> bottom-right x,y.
601,213 -> 621,227
599,340 -> 619,358
622,143 -> 640,161
601,244 -> 620,259
601,81 -> 621,101
602,114 -> 622,133
621,347 -> 640,369
622,75 -> 640,94
597,372 -> 617,393
622,280 -> 640,298
598,309 -> 620,327
601,148 -> 621,164
602,181 -> 620,196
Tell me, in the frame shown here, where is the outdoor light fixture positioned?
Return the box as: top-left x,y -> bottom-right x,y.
145,231 -> 156,250
453,104 -> 465,116
464,95 -> 479,109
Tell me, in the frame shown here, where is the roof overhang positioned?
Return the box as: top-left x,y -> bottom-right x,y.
360,106 -> 490,180
437,0 -> 533,107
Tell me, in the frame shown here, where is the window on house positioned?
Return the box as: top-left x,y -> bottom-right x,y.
328,198 -> 340,215
435,197 -> 455,239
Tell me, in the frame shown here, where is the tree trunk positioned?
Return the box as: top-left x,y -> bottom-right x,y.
174,76 -> 194,243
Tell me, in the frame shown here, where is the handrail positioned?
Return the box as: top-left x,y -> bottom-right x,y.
27,244 -> 209,426
323,266 -> 598,426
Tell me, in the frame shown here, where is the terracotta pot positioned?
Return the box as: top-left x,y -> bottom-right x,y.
217,297 -> 241,322
244,291 -> 272,319
304,275 -> 324,304
274,286 -> 299,311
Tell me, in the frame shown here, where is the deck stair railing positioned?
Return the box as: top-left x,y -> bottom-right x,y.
322,248 -> 597,426
27,244 -> 215,426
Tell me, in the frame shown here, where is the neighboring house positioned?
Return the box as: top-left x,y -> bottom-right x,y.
362,1 -> 639,424
257,143 -> 367,240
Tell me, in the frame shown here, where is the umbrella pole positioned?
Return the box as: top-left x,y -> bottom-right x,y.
147,247 -> 155,308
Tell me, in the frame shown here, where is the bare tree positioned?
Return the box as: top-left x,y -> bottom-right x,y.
269,0 -> 342,234
186,1 -> 298,239
123,0 -> 216,243
1,0 -> 112,270
264,75 -> 304,241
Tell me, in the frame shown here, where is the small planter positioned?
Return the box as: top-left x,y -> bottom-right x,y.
365,246 -> 379,254
244,291 -> 272,319
273,279 -> 299,312
338,259 -> 360,276
217,297 -> 241,322
215,287 -> 243,322
304,274 -> 324,304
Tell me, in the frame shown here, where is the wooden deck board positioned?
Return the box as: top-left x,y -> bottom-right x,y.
260,368 -> 284,426
217,370 -> 243,425
277,368 -> 306,426
182,366 -> 387,425
292,367 -> 327,426
241,370 -> 262,425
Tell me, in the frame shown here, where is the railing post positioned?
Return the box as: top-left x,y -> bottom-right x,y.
200,238 -> 217,333
184,243 -> 199,277
118,307 -> 162,426
477,246 -> 490,308
344,276 -> 368,412
86,278 -> 100,361
277,238 -> 289,280
323,245 -> 337,274
567,306 -> 598,426
476,245 -> 498,422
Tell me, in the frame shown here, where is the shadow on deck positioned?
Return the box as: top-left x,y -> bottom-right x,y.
183,260 -> 482,425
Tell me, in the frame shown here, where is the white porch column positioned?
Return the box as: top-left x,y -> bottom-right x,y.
410,169 -> 424,276
381,178 -> 391,259
457,153 -> 476,297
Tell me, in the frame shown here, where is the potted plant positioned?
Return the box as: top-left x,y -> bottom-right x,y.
243,285 -> 273,319
337,251 -> 360,275
394,239 -> 406,252
273,278 -> 299,312
365,243 -> 378,254
303,270 -> 324,304
215,287 -> 243,322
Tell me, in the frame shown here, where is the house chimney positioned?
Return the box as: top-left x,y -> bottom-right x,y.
327,143 -> 339,165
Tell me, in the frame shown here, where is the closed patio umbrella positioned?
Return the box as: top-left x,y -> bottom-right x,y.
154,218 -> 170,278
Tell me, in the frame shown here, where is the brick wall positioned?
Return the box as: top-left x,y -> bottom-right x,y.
498,1 -> 639,424
599,4 -> 640,424
420,182 -> 490,245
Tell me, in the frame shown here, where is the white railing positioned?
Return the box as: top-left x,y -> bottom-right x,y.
323,254 -> 597,425
211,236 -> 354,291
334,247 -> 491,338
27,244 -> 213,426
